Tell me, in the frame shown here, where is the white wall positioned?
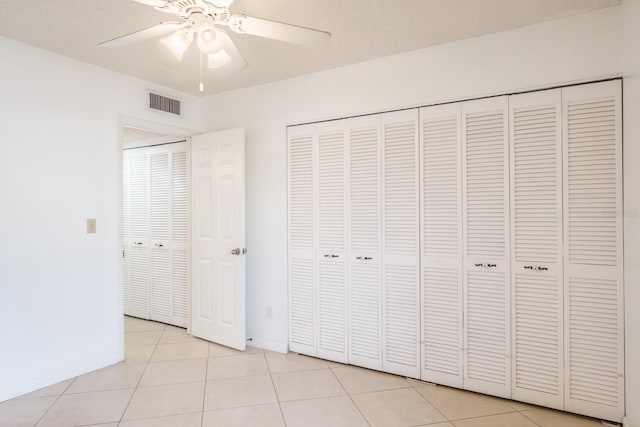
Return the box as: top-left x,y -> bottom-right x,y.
200,6 -> 623,355
622,0 -> 640,425
0,36 -> 200,402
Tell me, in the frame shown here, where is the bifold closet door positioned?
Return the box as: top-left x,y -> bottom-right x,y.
419,103 -> 463,388
381,109 -> 420,378
316,120 -> 348,363
148,144 -> 189,327
123,143 -> 189,327
124,148 -> 151,319
509,89 -> 564,409
562,81 -> 624,422
462,96 -> 511,398
347,114 -> 382,370
288,124 -> 317,356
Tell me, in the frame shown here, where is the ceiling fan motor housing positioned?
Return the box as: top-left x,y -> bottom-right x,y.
155,0 -> 232,20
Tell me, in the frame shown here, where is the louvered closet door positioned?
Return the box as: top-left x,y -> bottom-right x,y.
316,120 -> 348,363
127,148 -> 151,319
420,103 -> 463,388
462,96 -> 511,398
149,148 -> 172,324
381,109 -> 420,378
509,89 -> 564,409
347,115 -> 382,370
288,124 -> 317,356
171,145 -> 189,327
562,81 -> 624,422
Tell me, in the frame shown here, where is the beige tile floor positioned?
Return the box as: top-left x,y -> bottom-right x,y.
0,316 -> 608,427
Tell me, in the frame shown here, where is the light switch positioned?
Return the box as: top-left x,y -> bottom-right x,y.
87,218 -> 97,234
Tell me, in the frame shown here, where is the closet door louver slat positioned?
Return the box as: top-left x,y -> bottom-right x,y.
347,115 -> 382,370
381,110 -> 420,378
462,96 -> 511,398
563,81 -> 624,422
288,125 -> 317,355
419,103 -> 463,387
509,89 -> 564,409
316,121 -> 348,363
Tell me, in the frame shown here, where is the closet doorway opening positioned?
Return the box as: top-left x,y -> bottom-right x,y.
119,121 -> 248,351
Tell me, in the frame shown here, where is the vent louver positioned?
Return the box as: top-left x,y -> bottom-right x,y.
149,92 -> 181,116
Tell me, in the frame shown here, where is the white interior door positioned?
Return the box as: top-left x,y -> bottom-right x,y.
191,128 -> 246,350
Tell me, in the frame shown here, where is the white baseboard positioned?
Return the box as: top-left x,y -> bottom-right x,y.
249,337 -> 288,354
0,352 -> 122,403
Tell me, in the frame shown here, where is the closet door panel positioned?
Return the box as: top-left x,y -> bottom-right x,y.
347,115 -> 382,369
127,149 -> 150,319
462,96 -> 511,398
419,103 -> 463,387
381,109 -> 420,378
563,81 -> 624,422
149,150 -> 172,323
288,124 -> 317,355
171,147 -> 190,327
316,120 -> 348,362
509,89 -> 563,409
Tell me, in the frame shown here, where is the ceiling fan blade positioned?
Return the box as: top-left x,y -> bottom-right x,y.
99,22 -> 183,48
227,15 -> 331,47
217,32 -> 248,70
130,0 -> 168,7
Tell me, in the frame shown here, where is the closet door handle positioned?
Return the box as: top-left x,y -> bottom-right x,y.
155,243 -> 164,248
487,264 -> 497,268
364,257 -> 372,260
331,254 -> 339,258
231,248 -> 241,256
537,266 -> 548,271
475,263 -> 484,267
134,241 -> 143,246
356,256 -> 363,260
524,265 -> 533,270
324,254 -> 330,258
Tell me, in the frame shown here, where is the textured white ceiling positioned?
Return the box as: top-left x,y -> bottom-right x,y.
0,0 -> 620,96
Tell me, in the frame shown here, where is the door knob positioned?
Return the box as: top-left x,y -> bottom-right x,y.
231,248 -> 241,256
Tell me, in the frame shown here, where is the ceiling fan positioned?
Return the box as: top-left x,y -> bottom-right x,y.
100,0 -> 331,72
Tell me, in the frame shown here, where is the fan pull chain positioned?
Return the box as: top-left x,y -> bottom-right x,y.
199,53 -> 205,93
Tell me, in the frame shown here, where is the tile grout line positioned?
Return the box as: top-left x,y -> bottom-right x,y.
519,409 -> 544,427
408,381 -> 452,424
117,324 -> 166,425
328,366 -> 372,427
264,351 -> 289,427
32,375 -> 76,427
199,340 -> 211,427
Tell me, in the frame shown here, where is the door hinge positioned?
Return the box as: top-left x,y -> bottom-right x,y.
122,250 -> 125,258
242,248 -> 247,255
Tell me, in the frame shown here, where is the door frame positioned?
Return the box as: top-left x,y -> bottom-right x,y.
116,115 -> 197,359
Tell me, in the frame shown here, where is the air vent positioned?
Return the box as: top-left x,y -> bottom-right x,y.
149,92 -> 181,116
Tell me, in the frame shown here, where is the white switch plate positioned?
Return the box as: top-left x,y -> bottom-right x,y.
87,218 -> 96,234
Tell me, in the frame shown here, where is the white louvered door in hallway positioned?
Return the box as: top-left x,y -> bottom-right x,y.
123,142 -> 190,328
562,81 -> 624,422
509,89 -> 564,409
462,96 -> 511,399
420,103 -> 463,388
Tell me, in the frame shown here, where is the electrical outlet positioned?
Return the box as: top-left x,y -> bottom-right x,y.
266,305 -> 273,319
87,218 -> 97,234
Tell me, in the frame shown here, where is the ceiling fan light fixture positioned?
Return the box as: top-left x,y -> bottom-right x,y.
207,49 -> 231,68
197,26 -> 225,54
161,28 -> 192,61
